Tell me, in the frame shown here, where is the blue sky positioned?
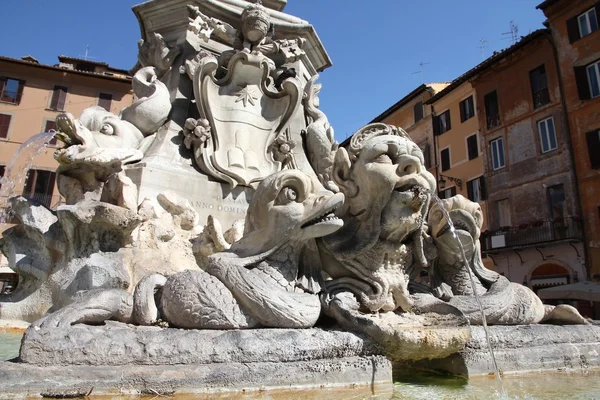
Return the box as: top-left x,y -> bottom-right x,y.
0,0 -> 547,142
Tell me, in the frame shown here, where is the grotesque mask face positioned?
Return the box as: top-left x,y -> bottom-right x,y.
315,123 -> 440,261
336,134 -> 436,243
362,135 -> 436,242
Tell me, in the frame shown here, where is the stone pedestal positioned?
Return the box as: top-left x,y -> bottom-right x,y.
0,322 -> 392,397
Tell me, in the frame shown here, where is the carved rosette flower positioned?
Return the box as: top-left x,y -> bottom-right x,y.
270,135 -> 296,168
183,118 -> 211,150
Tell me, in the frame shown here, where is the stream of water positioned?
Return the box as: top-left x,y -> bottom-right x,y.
0,131 -> 57,222
430,194 -> 504,391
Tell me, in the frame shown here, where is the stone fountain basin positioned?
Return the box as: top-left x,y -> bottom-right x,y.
1,321 -> 599,397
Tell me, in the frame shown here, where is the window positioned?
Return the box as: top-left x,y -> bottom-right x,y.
0,113 -> 11,139
467,176 -> 487,203
0,77 -> 25,104
419,142 -> 431,169
98,93 -> 112,112
44,120 -> 58,146
49,86 -> 68,111
587,60 -> 600,99
567,6 -> 600,42
0,165 -> 5,190
490,137 -> 505,170
23,169 -> 56,208
414,101 -> 424,124
439,110 -> 451,134
537,117 -> 557,153
433,110 -> 451,136
439,187 -> 457,199
530,65 -> 550,108
441,148 -> 450,171
579,8 -> 599,38
467,134 -> 479,160
547,184 -> 566,220
460,96 -> 475,122
496,199 -> 511,228
484,91 -> 500,129
587,129 -> 600,169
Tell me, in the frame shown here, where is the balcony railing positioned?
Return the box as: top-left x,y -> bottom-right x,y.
533,88 -> 551,109
21,193 -> 63,210
486,114 -> 501,130
481,217 -> 583,252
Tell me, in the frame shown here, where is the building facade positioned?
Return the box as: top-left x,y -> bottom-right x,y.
425,81 -> 488,230
469,31 -> 587,312
538,0 -> 600,281
0,55 -> 133,209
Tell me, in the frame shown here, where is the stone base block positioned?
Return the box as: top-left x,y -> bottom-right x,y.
1,322 -> 392,397
19,322 -> 380,366
404,324 -> 600,377
0,356 -> 392,398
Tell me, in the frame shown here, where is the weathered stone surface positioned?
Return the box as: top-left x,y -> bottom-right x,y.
0,356 -> 392,398
20,322 -> 380,366
406,324 -> 600,376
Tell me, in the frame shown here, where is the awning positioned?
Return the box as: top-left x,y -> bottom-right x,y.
537,281 -> 600,302
0,266 -> 15,274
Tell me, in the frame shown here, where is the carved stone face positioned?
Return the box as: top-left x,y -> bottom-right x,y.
323,133 -> 436,259
353,135 -> 436,242
233,169 -> 344,256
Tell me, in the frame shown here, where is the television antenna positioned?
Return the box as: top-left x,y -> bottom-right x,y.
411,62 -> 430,84
79,45 -> 96,61
478,39 -> 491,60
502,21 -> 519,46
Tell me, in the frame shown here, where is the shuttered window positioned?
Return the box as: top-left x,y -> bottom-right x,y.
460,96 -> 475,122
467,134 -> 479,160
441,148 -> 450,171
587,130 -> 600,169
567,5 -> 600,43
49,86 -> 68,111
484,91 -> 500,129
467,176 -> 487,203
530,65 -> 550,108
414,101 -> 424,124
575,59 -> 600,100
0,113 -> 11,139
0,77 -> 25,104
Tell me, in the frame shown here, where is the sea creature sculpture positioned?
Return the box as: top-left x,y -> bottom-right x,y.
34,170 -> 344,329
303,75 -> 339,192
427,195 -> 589,325
53,66 -> 171,207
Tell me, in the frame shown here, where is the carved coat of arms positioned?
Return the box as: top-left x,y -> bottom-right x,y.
192,52 -> 301,188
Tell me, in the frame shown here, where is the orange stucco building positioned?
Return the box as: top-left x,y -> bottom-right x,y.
538,0 -> 600,280
0,55 -> 133,209
426,81 -> 488,231
368,83 -> 449,177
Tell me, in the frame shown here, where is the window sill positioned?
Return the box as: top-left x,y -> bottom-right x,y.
0,100 -> 19,106
45,108 -> 66,113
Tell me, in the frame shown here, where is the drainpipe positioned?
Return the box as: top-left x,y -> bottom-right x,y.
548,31 -> 590,280
426,87 -> 439,195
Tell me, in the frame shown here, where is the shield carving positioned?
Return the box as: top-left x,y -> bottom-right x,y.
193,52 -> 302,188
